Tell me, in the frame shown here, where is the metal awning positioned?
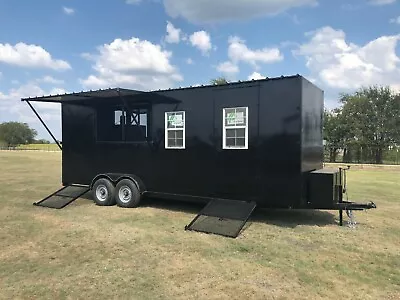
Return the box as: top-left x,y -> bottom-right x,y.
21,87 -> 181,105
21,88 -> 140,103
21,87 -> 182,150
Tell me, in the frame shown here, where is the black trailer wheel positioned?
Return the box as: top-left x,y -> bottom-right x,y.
115,179 -> 141,208
92,178 -> 116,206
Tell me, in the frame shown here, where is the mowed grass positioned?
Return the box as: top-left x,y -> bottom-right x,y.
16,144 -> 60,151
0,152 -> 399,300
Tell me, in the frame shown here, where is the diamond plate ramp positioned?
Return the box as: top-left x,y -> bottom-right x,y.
33,185 -> 89,209
185,199 -> 257,238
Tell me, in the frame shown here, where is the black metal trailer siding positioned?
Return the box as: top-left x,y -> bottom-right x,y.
62,103 -> 97,185
256,77 -> 303,207
301,77 -> 324,173
300,77 -> 324,205
61,75 -> 323,208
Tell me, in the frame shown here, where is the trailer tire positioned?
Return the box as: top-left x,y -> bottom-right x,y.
92,178 -> 116,206
115,179 -> 141,208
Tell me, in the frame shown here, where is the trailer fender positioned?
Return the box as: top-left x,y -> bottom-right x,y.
90,173 -> 146,194
115,175 -> 146,195
90,174 -> 114,190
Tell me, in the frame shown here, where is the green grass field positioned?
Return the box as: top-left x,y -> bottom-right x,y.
15,144 -> 61,151
0,151 -> 399,299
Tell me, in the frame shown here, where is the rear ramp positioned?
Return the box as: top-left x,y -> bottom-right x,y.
33,185 -> 90,209
185,199 -> 257,238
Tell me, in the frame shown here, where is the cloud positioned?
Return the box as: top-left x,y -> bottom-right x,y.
215,37 -> 282,78
390,16 -> 400,24
217,61 -> 239,75
0,42 -> 71,70
37,76 -> 64,85
163,0 -> 317,24
0,83 -> 62,130
293,26 -> 400,90
248,72 -> 265,80
63,7 -> 75,15
369,0 -> 396,5
189,31 -> 212,55
165,21 -> 182,44
81,37 -> 183,90
228,36 -> 283,68
186,58 -> 194,64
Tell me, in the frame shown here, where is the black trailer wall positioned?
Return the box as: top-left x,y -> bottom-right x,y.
61,75 -> 323,208
301,77 -> 324,173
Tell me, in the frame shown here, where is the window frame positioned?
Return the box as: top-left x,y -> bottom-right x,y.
95,105 -> 151,144
222,106 -> 249,150
165,111 -> 186,149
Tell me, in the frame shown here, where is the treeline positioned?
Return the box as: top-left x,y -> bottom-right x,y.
0,121 -> 50,147
324,86 -> 400,164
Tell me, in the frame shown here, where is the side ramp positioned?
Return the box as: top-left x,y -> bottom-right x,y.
33,185 -> 90,209
185,199 -> 257,238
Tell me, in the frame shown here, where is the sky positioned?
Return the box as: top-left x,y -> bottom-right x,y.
0,0 -> 399,140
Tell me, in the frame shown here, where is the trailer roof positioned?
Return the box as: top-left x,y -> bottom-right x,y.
21,88 -> 182,105
21,88 -> 143,103
21,74 -> 306,103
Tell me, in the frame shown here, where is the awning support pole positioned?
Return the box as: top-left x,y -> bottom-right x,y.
26,100 -> 62,151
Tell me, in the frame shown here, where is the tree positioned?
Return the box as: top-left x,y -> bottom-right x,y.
33,139 -> 50,144
210,77 -> 229,85
324,109 -> 341,162
0,122 -> 37,147
323,108 -> 353,162
339,86 -> 400,164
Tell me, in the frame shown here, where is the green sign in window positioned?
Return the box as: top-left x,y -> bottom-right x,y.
226,111 -> 244,125
168,114 -> 183,127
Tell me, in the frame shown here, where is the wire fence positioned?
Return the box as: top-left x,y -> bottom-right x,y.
0,144 -> 61,152
324,145 -> 400,165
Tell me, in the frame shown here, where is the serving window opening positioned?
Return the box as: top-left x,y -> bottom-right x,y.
97,105 -> 150,143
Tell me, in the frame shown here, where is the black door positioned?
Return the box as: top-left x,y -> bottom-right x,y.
211,84 -> 262,201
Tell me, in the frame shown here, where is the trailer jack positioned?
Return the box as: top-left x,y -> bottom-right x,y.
346,209 -> 356,228
337,166 -> 377,227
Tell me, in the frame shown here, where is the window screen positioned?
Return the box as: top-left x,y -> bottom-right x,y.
223,107 -> 248,149
165,111 -> 185,149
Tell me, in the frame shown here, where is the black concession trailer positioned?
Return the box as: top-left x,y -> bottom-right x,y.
22,74 -> 376,237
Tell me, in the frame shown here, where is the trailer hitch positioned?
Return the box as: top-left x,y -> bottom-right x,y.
343,201 -> 376,228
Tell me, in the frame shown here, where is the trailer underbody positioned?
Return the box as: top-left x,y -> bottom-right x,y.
34,178 -> 376,238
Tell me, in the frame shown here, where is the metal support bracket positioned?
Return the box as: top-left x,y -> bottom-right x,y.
25,100 -> 62,150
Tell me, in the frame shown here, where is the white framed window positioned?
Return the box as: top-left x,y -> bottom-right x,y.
223,107 -> 248,149
165,111 -> 185,149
